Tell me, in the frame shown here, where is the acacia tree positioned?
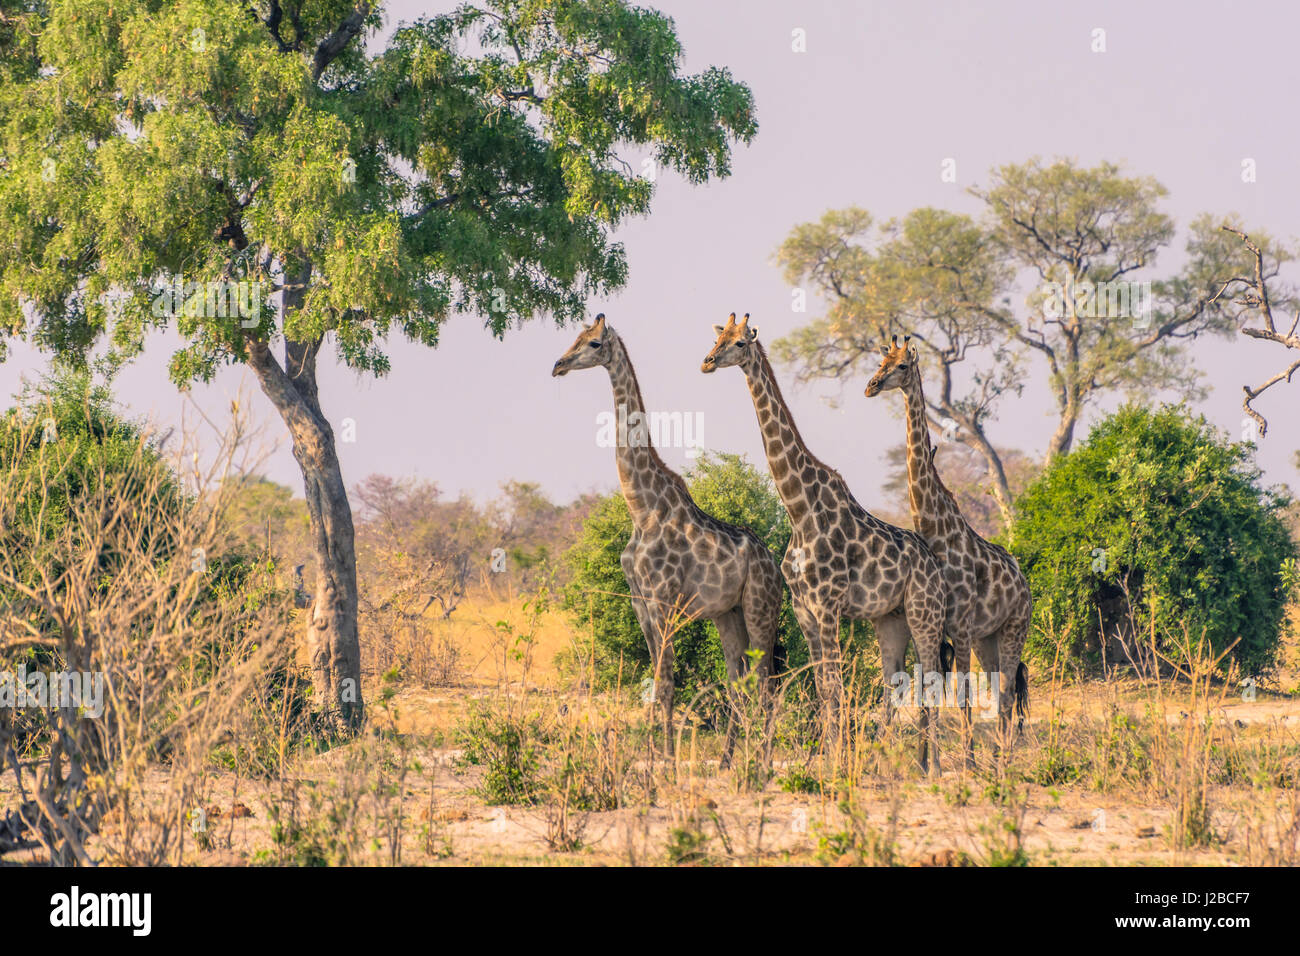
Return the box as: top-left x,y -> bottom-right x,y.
775,206 -> 1025,525
976,161 -> 1266,462
776,160 -> 1262,529
0,0 -> 755,729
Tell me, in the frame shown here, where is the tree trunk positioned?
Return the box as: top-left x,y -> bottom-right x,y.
1044,399 -> 1079,466
246,259 -> 364,731
962,427 -> 1015,535
291,404 -> 364,730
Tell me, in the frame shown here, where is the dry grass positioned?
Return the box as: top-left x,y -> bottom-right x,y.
4,587 -> 1291,867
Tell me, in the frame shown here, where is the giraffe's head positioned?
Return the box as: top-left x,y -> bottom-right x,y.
700,312 -> 758,373
864,334 -> 918,397
552,313 -> 611,377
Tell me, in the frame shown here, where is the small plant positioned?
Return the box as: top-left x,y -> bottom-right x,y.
666,819 -> 711,865
1033,742 -> 1086,787
975,788 -> 1031,867
264,781 -> 364,867
455,704 -> 549,806
814,792 -> 900,867
779,765 -> 824,795
1173,786 -> 1215,850
1088,707 -> 1153,792
944,782 -> 973,808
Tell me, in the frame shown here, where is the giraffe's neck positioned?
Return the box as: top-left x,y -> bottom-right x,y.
742,344 -> 828,528
901,371 -> 963,543
604,331 -> 690,526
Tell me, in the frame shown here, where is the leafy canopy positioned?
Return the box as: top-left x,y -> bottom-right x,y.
0,0 -> 757,374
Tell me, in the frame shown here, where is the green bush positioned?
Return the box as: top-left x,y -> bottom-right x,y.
1011,403 -> 1297,675
454,703 -> 549,805
0,370 -> 182,595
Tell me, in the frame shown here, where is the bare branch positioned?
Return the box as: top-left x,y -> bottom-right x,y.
1213,226 -> 1300,437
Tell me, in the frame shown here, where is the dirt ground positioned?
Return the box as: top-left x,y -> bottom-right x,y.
52,682 -> 1282,867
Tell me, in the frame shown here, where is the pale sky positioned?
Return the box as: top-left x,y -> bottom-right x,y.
4,0 -> 1298,509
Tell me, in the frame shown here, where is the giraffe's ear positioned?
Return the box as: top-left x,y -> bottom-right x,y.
746,325 -> 758,341
712,324 -> 726,336
878,343 -> 891,357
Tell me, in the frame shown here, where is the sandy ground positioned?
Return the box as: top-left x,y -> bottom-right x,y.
75,682 -> 1293,867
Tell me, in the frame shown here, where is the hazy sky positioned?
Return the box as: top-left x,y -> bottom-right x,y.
4,0 -> 1298,511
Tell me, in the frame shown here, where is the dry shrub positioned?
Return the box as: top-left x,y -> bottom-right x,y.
0,398 -> 302,864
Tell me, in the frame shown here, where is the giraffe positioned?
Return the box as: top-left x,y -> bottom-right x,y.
702,313 -> 950,773
865,335 -> 1031,752
553,313 -> 784,765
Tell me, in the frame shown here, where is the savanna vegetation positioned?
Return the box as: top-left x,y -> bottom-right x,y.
0,1 -> 1297,870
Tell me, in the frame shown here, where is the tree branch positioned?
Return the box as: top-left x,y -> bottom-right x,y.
1213,226 -> 1300,437
313,2 -> 372,83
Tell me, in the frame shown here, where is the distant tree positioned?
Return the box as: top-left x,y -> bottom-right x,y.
1011,404 -> 1297,676
353,475 -> 489,621
975,163 -> 1258,462
0,0 -> 756,729
222,474 -> 311,559
491,480 -> 596,584
776,206 -> 1024,526
776,160 -> 1264,530
880,442 -> 1038,541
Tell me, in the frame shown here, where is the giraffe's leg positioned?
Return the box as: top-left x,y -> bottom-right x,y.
975,632 -> 1002,758
622,547 -> 657,666
740,560 -> 782,721
919,631 -> 944,779
630,581 -> 678,756
712,608 -> 748,770
873,610 -> 910,728
643,601 -> 678,757
996,613 -> 1031,753
625,577 -> 662,701
905,601 -> 945,778
791,595 -> 843,752
951,610 -> 976,771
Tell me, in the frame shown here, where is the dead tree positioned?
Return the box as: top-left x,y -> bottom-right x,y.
1213,226 -> 1300,437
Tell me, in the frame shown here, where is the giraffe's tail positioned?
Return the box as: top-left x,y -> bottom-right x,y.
939,639 -> 955,675
1014,662 -> 1030,732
